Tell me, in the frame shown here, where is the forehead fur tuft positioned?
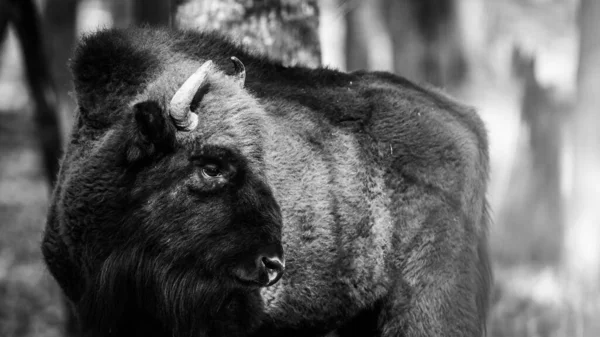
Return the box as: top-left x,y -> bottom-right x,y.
70,29 -> 163,127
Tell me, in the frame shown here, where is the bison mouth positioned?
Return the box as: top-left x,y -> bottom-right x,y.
232,245 -> 285,287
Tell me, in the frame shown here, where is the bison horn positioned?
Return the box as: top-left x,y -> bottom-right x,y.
169,60 -> 213,131
230,56 -> 246,88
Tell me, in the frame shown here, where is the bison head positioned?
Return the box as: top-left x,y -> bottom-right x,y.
125,58 -> 284,288
43,57 -> 283,336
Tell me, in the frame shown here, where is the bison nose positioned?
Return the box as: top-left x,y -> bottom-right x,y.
233,250 -> 285,287
262,256 -> 285,286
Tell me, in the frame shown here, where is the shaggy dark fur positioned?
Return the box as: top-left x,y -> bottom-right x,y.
42,27 -> 491,337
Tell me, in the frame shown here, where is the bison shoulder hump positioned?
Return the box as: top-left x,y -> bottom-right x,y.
360,72 -> 489,221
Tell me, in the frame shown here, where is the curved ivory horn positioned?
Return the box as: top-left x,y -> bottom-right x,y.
230,56 -> 245,88
170,60 -> 213,131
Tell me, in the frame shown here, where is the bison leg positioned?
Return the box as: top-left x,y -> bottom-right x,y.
379,221 -> 490,337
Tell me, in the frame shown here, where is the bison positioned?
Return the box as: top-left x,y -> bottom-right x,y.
42,27 -> 491,337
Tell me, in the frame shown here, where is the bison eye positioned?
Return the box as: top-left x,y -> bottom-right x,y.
201,164 -> 222,178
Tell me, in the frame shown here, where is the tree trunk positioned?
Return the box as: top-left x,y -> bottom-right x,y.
496,51 -> 564,266
0,0 -> 9,44
132,0 -> 171,26
388,0 -> 466,88
563,0 -> 600,292
172,0 -> 321,67
454,0 -> 486,84
8,0 -> 64,186
43,0 -> 78,132
319,0 -> 346,70
344,0 -> 466,89
345,0 -> 393,72
344,1 -> 368,72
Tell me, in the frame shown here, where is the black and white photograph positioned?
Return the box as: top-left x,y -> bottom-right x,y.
0,0 -> 597,336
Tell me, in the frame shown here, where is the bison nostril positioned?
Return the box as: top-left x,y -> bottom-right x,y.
262,256 -> 284,272
261,256 -> 284,286
232,246 -> 285,287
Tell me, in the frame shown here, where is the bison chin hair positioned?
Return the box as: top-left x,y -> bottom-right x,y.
77,247 -> 264,337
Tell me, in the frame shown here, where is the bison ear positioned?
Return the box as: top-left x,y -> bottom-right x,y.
125,100 -> 176,163
70,29 -> 159,129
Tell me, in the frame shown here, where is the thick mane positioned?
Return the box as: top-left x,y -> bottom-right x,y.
77,245 -> 263,337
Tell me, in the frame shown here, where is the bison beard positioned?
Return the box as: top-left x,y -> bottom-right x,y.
42,28 -> 491,337
79,248 -> 263,336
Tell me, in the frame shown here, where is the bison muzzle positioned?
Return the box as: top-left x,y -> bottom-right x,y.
42,28 -> 491,337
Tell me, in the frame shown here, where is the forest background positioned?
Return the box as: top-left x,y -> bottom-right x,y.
0,0 -> 598,336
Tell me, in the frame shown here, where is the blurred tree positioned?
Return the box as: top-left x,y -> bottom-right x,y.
455,0 -> 486,83
43,0 -> 78,131
563,0 -> 600,292
1,0 -> 63,187
0,0 -> 8,42
345,0 -> 466,88
319,0 -> 347,70
172,0 -> 321,67
110,0 -> 133,28
391,0 -> 466,88
497,50 -> 564,265
346,0 -> 393,72
132,0 -> 171,26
